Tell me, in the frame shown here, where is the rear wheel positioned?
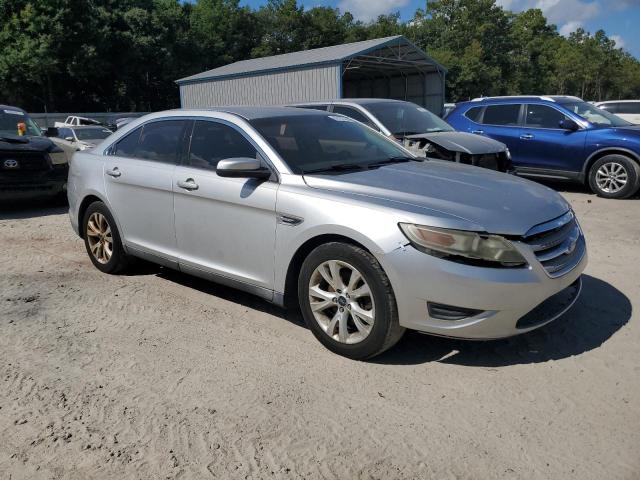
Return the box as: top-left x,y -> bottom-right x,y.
298,242 -> 404,360
82,201 -> 131,274
588,154 -> 640,199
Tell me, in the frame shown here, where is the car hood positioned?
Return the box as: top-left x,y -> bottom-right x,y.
405,131 -> 506,154
0,134 -> 54,152
303,161 -> 569,236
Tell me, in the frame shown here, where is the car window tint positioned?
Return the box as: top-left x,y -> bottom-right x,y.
188,121 -> 257,171
135,120 -> 186,164
482,104 -> 521,126
114,127 -> 142,157
599,103 -> 618,113
525,105 -> 568,129
297,105 -> 329,111
618,102 -> 640,114
465,106 -> 483,122
332,106 -> 372,125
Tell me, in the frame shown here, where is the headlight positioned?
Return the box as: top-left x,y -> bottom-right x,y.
399,223 -> 527,267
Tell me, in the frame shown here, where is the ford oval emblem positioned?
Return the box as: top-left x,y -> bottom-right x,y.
3,159 -> 19,169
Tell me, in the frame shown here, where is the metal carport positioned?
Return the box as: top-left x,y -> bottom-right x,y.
176,35 -> 447,115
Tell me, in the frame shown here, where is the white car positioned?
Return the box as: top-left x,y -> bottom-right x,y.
49,125 -> 113,159
54,115 -> 102,128
594,100 -> 640,124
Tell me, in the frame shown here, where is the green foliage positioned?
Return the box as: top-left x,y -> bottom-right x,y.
0,0 -> 638,111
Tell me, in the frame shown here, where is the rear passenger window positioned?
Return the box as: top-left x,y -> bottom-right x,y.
188,121 -> 258,171
525,105 -> 568,129
136,121 -> 187,164
618,102 -> 640,114
482,104 -> 521,126
465,107 -> 483,122
298,105 -> 329,111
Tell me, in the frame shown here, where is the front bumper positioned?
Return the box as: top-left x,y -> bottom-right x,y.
0,164 -> 68,201
380,239 -> 587,339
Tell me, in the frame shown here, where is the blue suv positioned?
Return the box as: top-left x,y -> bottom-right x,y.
447,96 -> 640,199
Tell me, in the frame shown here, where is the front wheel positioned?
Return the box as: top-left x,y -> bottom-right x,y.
298,242 -> 405,360
588,155 -> 640,199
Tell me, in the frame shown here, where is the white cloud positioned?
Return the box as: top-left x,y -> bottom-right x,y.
559,20 -> 583,36
497,0 -> 600,26
338,0 -> 410,22
610,34 -> 626,48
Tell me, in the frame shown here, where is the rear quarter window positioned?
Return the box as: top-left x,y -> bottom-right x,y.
464,106 -> 483,122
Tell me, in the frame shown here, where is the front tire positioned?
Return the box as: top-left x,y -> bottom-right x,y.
588,154 -> 640,199
298,242 -> 405,360
82,201 -> 131,274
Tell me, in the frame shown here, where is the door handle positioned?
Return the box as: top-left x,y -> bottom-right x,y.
177,178 -> 199,191
520,134 -> 534,140
471,129 -> 484,134
106,167 -> 121,178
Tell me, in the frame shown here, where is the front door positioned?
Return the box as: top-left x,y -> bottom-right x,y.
518,104 -> 586,172
173,119 -> 278,295
103,119 -> 189,263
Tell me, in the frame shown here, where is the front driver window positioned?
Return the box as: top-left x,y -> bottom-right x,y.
188,121 -> 258,171
525,105 -> 568,129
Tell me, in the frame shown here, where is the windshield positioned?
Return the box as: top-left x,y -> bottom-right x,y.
74,127 -> 112,141
364,102 -> 454,136
0,108 -> 41,137
250,114 -> 414,174
562,101 -> 632,127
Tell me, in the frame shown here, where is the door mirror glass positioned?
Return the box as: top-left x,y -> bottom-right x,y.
216,157 -> 271,179
559,118 -> 579,131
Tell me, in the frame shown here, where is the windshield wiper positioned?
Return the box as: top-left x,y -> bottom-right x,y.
302,163 -> 368,174
367,156 -> 422,168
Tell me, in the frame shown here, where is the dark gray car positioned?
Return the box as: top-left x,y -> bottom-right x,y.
292,98 -> 512,172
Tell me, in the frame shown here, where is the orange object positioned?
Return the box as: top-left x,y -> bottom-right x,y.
17,122 -> 27,136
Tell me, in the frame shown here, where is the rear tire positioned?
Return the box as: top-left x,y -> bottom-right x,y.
82,201 -> 131,274
588,154 -> 640,199
298,242 -> 405,360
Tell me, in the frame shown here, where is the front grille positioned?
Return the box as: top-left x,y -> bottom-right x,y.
0,152 -> 50,172
522,211 -> 585,278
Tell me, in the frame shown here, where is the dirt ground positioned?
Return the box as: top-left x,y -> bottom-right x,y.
0,185 -> 638,480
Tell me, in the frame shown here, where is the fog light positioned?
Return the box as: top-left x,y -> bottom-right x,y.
428,302 -> 484,321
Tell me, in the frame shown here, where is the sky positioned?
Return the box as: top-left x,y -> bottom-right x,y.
240,0 -> 640,58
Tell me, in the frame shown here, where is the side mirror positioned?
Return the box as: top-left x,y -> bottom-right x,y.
559,118 -> 579,131
65,136 -> 75,142
216,157 -> 271,179
45,127 -> 59,137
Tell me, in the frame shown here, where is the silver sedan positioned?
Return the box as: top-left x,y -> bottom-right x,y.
67,107 -> 586,359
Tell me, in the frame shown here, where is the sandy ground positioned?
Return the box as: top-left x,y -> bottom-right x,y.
0,186 -> 638,480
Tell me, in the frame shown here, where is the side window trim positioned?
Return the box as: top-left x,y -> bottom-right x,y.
185,117 -> 279,182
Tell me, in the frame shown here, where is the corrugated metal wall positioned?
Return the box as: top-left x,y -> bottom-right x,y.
180,64 -> 340,108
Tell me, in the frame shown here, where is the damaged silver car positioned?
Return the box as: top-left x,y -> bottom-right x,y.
292,98 -> 512,172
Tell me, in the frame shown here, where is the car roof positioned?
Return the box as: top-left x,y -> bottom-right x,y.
0,105 -> 27,113
595,100 -> 639,104
293,98 -> 409,107
460,95 -> 583,105
68,125 -> 109,129
154,106 -> 335,121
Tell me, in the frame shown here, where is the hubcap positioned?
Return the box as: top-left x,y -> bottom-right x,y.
596,162 -> 627,193
86,212 -> 113,264
308,260 -> 375,344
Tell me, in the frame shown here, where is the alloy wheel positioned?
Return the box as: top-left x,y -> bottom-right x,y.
308,260 -> 375,344
595,162 -> 628,194
86,212 -> 113,264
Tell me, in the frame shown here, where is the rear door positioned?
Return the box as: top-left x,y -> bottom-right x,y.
472,104 -> 524,159
518,104 -> 587,172
173,119 -> 278,294
104,119 -> 190,264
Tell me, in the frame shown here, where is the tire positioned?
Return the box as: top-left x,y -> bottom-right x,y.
588,154 -> 640,199
298,242 -> 405,360
82,201 -> 131,274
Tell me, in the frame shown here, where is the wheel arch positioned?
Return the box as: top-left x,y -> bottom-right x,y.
77,193 -> 111,238
582,148 -> 640,183
282,234 -> 375,309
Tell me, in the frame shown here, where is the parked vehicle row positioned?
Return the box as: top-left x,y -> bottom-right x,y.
292,99 -> 513,172
446,96 -> 640,199
68,107 -> 586,359
0,105 -> 69,202
594,100 -> 640,124
46,125 -> 113,157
